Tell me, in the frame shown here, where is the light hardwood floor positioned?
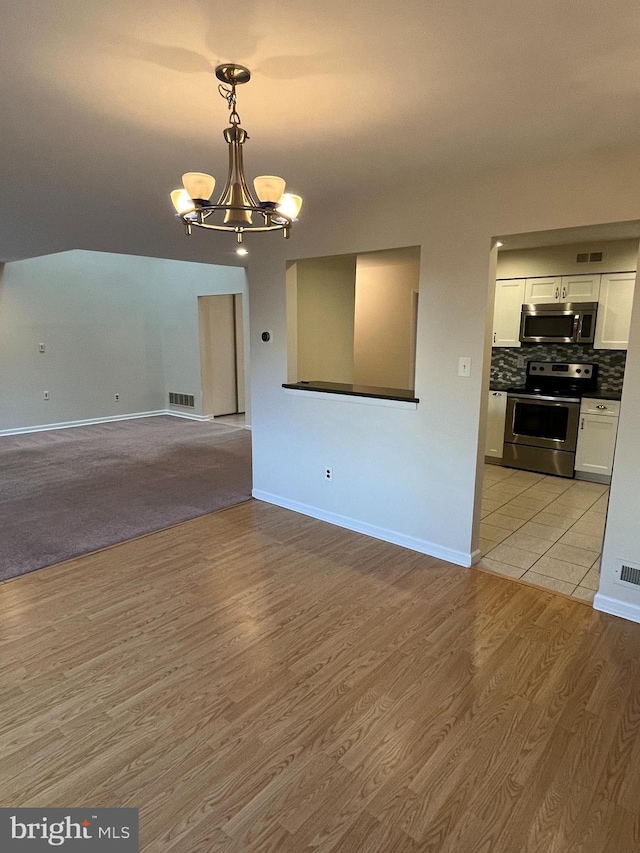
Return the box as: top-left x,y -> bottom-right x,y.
2,501 -> 640,852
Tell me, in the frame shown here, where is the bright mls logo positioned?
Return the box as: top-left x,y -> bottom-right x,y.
0,809 -> 138,851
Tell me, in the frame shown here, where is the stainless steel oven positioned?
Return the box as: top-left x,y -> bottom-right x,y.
502,361 -> 598,478
503,395 -> 580,477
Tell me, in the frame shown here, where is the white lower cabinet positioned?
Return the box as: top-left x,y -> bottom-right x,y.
486,391 -> 507,459
574,398 -> 620,481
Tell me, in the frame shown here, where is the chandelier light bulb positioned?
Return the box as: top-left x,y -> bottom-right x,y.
253,176 -> 286,205
277,193 -> 303,220
170,189 -> 196,215
182,172 -> 216,201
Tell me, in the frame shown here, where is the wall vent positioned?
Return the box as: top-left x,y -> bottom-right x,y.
169,392 -> 195,408
616,560 -> 640,586
576,251 -> 603,263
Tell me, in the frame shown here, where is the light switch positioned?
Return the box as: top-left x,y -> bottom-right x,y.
39,343 -> 46,353
458,357 -> 471,377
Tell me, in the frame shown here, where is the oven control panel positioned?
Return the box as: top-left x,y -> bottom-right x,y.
527,361 -> 596,380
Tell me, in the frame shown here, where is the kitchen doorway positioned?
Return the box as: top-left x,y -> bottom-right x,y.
477,222 -> 640,602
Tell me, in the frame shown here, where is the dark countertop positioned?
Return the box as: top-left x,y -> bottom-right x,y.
490,384 -> 621,400
581,390 -> 622,401
282,380 -> 419,403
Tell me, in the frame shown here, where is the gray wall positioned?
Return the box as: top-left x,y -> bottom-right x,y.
497,240 -> 638,278
0,250 -> 247,431
246,144 -> 640,625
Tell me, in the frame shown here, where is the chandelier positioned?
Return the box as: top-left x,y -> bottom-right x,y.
170,64 -> 302,244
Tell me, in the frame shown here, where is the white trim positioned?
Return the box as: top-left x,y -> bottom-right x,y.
252,490 -> 474,567
0,409 -> 213,436
283,388 -> 418,410
575,472 -> 611,485
594,592 -> 640,625
167,410 -> 213,422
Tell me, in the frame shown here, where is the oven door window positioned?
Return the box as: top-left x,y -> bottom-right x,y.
513,401 -> 569,441
522,313 -> 576,340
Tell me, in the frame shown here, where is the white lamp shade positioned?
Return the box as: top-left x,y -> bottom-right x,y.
276,193 -> 303,220
253,175 -> 286,204
182,172 -> 216,200
170,189 -> 196,215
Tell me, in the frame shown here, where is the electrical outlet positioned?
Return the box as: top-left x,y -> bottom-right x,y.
114,393 -> 120,402
325,467 -> 333,481
43,391 -> 50,400
516,356 -> 525,368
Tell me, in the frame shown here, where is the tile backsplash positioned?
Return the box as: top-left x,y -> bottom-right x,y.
491,345 -> 626,394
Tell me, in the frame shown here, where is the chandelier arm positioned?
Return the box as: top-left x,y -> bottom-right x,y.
182,221 -> 290,234
178,203 -> 292,234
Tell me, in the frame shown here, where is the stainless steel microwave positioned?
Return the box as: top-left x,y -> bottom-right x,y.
519,302 -> 597,344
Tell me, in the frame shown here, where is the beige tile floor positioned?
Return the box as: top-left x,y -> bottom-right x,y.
478,464 -> 608,603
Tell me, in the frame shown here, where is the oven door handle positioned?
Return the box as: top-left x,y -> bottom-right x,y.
508,394 -> 580,404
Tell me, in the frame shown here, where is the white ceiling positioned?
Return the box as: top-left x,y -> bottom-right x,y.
3,0 -> 640,264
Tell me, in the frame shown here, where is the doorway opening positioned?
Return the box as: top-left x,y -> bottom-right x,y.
198,294 -> 246,426
478,221 -> 640,602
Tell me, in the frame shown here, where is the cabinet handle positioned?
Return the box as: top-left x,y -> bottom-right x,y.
596,404 -> 607,409
562,287 -> 566,299
493,332 -> 496,343
555,287 -> 559,299
580,417 -> 584,430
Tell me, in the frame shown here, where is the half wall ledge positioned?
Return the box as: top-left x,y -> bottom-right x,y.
282,381 -> 419,409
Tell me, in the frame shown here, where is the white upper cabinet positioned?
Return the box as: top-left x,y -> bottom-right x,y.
524,277 -> 562,304
493,279 -> 525,347
594,272 -> 636,350
524,275 -> 600,304
560,274 -> 601,303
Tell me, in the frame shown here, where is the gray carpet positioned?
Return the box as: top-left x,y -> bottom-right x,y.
0,416 -> 252,582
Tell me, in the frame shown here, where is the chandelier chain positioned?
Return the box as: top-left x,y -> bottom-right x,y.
218,82 -> 241,126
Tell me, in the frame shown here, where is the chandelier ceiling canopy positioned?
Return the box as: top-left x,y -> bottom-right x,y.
170,64 -> 302,245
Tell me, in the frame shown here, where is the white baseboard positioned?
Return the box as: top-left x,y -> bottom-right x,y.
594,593 -> 640,625
167,410 -> 213,422
0,409 -> 212,436
252,490 -> 475,568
